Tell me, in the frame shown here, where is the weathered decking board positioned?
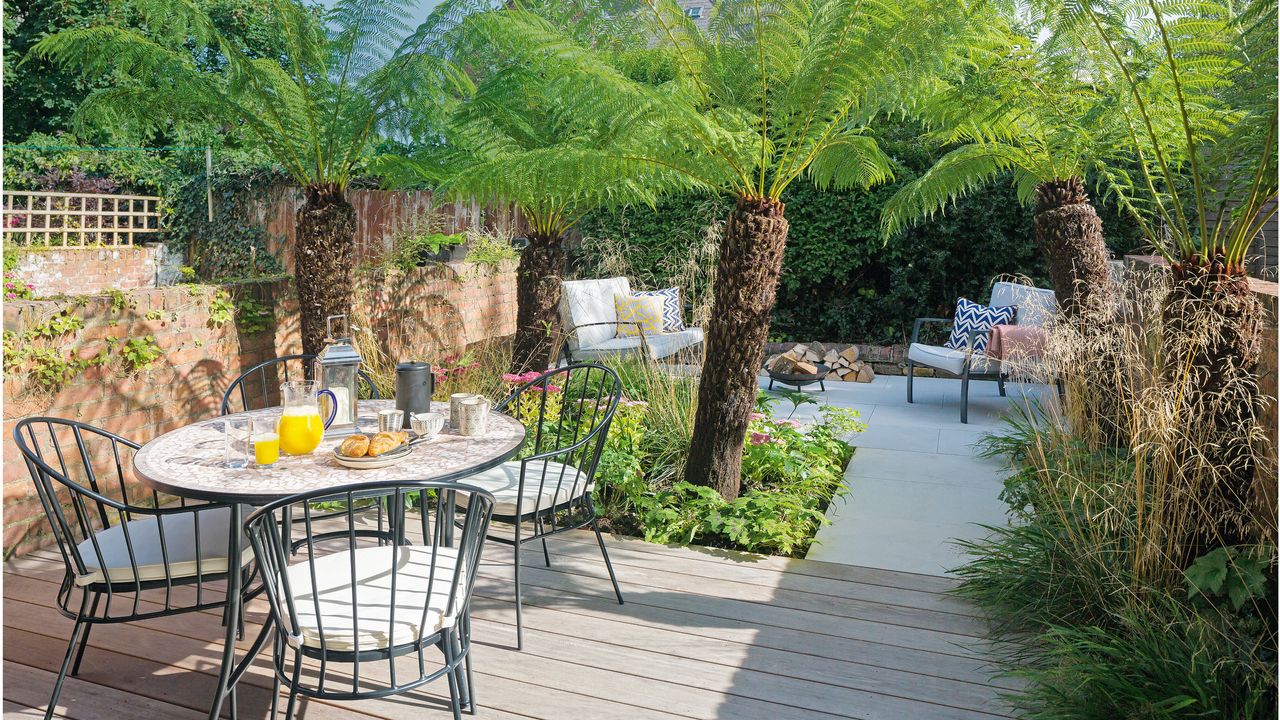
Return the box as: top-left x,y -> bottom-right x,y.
3,530 -> 1016,719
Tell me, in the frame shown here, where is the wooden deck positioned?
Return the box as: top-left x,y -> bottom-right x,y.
3,530 -> 1016,719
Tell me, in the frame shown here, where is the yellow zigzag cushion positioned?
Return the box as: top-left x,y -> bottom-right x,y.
614,294 -> 665,338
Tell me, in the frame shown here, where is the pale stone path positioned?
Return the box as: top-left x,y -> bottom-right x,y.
760,373 -> 1048,577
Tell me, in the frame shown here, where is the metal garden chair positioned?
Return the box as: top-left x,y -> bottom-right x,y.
456,363 -> 624,649
244,480 -> 494,720
13,417 -> 256,720
220,353 -> 379,415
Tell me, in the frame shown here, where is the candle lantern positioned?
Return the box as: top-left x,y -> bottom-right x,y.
316,314 -> 362,437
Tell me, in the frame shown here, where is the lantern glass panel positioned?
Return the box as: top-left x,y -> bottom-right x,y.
322,363 -> 358,428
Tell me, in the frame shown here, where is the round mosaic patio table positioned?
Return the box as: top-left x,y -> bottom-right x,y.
132,398 -> 525,720
134,399 -> 526,504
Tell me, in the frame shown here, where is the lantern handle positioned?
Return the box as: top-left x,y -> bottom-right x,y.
325,314 -> 350,341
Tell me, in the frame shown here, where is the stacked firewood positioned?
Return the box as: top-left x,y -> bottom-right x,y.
766,342 -> 875,383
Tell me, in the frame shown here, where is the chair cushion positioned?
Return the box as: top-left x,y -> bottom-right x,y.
73,506 -> 252,587
614,294 -> 665,338
559,277 -> 631,351
456,461 -> 590,517
284,545 -> 464,653
632,287 -> 685,332
908,343 -> 995,376
989,282 -> 1057,328
573,328 -> 704,361
944,298 -> 1015,353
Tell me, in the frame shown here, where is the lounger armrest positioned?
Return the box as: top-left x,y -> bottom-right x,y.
911,317 -> 951,345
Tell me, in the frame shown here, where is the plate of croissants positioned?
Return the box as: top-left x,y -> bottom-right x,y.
333,431 -> 414,469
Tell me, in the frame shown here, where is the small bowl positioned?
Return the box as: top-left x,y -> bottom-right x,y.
410,412 -> 445,438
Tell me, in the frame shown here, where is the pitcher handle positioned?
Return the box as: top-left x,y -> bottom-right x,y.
319,389 -> 339,429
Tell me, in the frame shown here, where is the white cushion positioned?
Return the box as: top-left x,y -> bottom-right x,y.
989,282 -> 1057,328
456,461 -> 590,516
560,277 -> 631,351
284,545 -> 465,652
73,506 -> 252,587
574,327 -> 704,361
908,343 -> 996,376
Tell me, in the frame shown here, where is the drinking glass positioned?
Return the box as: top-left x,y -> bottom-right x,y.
223,418 -> 251,469
252,417 -> 280,466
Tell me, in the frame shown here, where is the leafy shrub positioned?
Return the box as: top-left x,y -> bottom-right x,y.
393,232 -> 465,270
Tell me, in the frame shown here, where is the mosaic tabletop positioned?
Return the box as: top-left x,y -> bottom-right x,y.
134,400 -> 526,503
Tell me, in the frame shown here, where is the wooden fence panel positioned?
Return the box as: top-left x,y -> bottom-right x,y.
2,191 -> 162,247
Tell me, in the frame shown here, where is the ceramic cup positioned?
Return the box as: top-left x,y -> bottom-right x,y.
410,412 -> 445,438
449,393 -> 478,428
378,409 -> 405,433
458,396 -> 491,436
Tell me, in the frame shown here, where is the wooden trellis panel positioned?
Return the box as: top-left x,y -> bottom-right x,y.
2,191 -> 163,247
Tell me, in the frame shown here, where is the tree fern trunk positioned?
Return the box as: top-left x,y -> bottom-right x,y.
511,230 -> 565,372
1034,178 -> 1112,317
685,197 -> 789,501
295,183 -> 356,356
1162,255 -> 1264,558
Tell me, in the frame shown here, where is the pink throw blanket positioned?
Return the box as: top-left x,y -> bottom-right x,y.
987,324 -> 1048,362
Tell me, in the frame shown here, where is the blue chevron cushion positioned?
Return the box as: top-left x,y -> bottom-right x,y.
633,287 -> 685,333
944,298 -> 1015,353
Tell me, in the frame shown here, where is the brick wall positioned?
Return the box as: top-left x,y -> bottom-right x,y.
2,261 -> 516,557
12,243 -> 180,296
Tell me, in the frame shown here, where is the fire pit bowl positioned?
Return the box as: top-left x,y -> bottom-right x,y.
766,363 -> 829,392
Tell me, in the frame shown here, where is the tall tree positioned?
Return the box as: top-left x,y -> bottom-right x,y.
33,0 -> 456,354
880,27 -> 1125,317
481,0 -> 980,498
1060,0 -> 1277,554
382,2 -> 686,371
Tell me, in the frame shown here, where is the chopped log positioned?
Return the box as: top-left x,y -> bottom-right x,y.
772,355 -> 800,374
808,342 -> 826,356
794,360 -> 818,375
840,346 -> 860,363
823,349 -> 839,364
856,365 -> 874,383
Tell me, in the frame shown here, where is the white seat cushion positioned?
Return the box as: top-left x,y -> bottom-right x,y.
285,545 -> 465,652
74,506 -> 252,587
908,343 -> 995,376
560,277 -> 631,351
574,327 -> 704,361
456,461 -> 590,516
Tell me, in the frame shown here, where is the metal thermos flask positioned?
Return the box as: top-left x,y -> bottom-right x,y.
395,362 -> 433,429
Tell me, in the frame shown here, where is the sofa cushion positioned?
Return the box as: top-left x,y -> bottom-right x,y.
74,506 -> 253,587
560,277 -> 631,351
574,327 -> 704,361
908,343 -> 996,376
614,294 -> 665,338
633,287 -> 685,332
989,281 -> 1057,328
944,298 -> 1015,353
455,460 -> 590,517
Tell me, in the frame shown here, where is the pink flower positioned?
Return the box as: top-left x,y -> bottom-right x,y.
775,418 -> 802,429
749,412 -> 765,421
748,432 -> 773,445
501,373 -> 523,383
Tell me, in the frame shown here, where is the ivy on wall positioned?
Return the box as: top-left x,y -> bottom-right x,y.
573,127 -> 1145,345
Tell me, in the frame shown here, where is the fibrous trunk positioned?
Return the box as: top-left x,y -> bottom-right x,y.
1034,178 -> 1113,317
1162,255 -> 1264,557
685,197 -> 789,501
295,184 -> 356,356
511,231 -> 565,372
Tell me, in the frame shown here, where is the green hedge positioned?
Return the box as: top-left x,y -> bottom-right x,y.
574,132 -> 1145,345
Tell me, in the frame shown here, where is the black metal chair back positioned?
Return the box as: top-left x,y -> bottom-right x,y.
244,481 -> 494,716
496,363 -> 623,524
12,417 -> 237,619
221,353 -> 379,415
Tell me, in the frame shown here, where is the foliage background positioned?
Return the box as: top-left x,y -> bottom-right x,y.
574,125 -> 1147,345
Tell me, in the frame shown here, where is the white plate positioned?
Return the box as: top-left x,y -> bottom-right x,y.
332,443 -> 412,470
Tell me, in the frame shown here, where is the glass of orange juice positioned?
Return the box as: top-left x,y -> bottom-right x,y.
252,417 -> 280,466
277,380 -> 336,455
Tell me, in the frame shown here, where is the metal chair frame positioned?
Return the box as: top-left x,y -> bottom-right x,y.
13,417 -> 258,720
220,353 -> 379,416
906,318 -> 1006,424
478,363 -> 625,649
244,481 -> 494,720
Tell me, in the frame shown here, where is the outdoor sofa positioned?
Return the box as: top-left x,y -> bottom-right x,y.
559,277 -> 704,363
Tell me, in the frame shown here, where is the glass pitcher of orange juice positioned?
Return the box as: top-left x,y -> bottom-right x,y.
277,380 -> 337,455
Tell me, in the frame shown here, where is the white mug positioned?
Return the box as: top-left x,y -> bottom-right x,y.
458,396 -> 491,436
449,393 -> 478,428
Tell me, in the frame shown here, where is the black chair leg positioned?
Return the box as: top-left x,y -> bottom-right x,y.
960,368 -> 970,424
513,532 -> 524,651
592,516 -> 624,605
45,615 -> 89,720
998,374 -> 1007,397
906,360 -> 915,403
70,595 -> 99,676
463,614 -> 477,715
443,635 -> 463,720
541,538 -> 552,567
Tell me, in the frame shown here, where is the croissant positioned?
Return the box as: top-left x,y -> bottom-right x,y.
367,432 -> 400,457
339,434 -> 370,457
